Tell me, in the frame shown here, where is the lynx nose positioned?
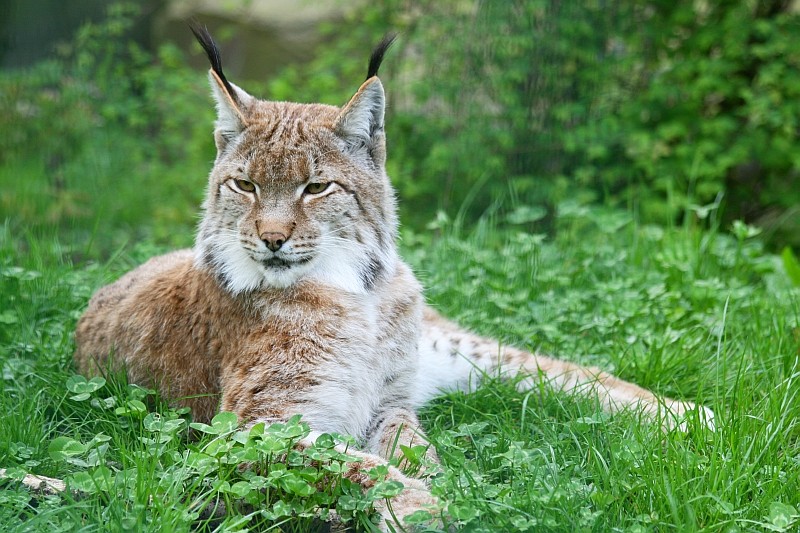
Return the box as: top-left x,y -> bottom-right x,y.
260,232 -> 287,252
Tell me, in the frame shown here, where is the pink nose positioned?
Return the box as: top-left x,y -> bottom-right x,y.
260,232 -> 287,252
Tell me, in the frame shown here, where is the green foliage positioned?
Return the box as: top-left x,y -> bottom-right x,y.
782,247 -> 800,287
410,207 -> 800,531
565,2 -> 800,238
3,199 -> 800,530
266,1 -> 800,243
385,1 -> 626,223
42,399 -> 393,530
0,3 -> 212,254
3,1 -> 797,249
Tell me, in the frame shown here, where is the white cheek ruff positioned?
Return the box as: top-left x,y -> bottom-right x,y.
195,233 -> 265,294
311,230 -> 397,295
219,245 -> 265,293
313,236 -> 372,295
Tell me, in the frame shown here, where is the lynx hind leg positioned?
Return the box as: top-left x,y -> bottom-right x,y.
74,249 -> 195,375
415,307 -> 714,431
502,348 -> 714,431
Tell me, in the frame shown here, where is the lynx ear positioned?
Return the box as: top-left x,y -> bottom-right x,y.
190,22 -> 252,152
334,77 -> 386,165
334,34 -> 396,165
208,73 -> 253,151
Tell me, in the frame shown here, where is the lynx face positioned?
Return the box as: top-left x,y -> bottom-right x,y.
193,37 -> 399,295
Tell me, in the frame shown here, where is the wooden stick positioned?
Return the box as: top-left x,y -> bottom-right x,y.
0,468 -> 66,495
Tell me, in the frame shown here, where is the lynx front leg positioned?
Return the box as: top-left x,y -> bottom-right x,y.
224,393 -> 437,529
311,438 -> 437,531
366,407 -> 439,465
247,423 -> 437,532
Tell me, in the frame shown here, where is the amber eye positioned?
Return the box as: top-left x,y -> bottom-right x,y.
304,182 -> 330,195
233,179 -> 256,193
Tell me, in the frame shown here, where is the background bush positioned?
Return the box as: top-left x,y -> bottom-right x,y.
269,0 -> 800,243
0,4 -> 211,255
1,0 -> 798,250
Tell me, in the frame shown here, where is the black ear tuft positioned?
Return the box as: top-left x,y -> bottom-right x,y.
188,20 -> 238,101
366,33 -> 397,80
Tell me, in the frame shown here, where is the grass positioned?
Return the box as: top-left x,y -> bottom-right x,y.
2,6 -> 799,529
1,200 -> 799,532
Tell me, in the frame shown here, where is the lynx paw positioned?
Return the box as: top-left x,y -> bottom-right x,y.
374,473 -> 439,531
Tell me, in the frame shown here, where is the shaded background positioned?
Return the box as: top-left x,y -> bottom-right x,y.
1,0 -> 799,257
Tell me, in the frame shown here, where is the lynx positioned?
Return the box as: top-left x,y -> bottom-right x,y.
74,27 -> 713,529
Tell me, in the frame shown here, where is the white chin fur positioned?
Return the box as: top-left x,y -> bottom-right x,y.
196,233 -> 392,295
196,236 -> 265,294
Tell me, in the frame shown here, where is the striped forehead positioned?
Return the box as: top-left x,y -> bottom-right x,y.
238,120 -> 323,184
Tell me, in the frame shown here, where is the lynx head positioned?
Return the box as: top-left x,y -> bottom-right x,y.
190,25 -> 399,295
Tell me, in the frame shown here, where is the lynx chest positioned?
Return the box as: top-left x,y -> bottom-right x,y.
220,282 -> 422,441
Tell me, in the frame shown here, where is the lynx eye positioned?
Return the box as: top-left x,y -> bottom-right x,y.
233,179 -> 256,193
304,182 -> 330,195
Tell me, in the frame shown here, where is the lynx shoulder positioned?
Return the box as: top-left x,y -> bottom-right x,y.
74,26 -> 712,530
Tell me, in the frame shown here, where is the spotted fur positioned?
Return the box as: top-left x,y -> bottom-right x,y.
74,29 -> 713,530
